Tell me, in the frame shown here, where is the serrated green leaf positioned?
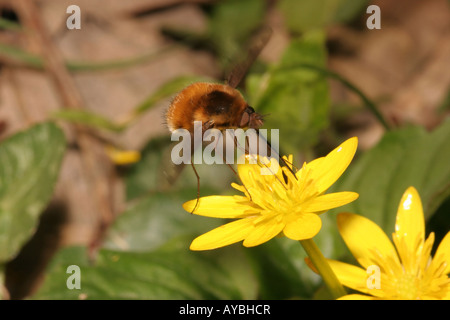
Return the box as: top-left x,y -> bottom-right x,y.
0,122 -> 66,262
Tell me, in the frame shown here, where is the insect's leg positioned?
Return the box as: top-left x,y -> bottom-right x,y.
190,161 -> 200,214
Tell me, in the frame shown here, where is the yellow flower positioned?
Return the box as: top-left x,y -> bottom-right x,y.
105,145 -> 141,165
326,187 -> 450,300
183,137 -> 359,251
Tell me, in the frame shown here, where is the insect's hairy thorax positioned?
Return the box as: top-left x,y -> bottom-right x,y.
167,82 -> 248,132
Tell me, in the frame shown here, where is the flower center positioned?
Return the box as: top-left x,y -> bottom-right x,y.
395,273 -> 419,300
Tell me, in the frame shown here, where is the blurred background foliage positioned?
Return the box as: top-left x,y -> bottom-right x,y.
0,0 -> 448,299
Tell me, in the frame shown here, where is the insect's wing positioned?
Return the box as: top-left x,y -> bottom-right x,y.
226,26 -> 272,89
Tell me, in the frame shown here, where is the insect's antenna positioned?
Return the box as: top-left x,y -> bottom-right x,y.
280,156 -> 298,172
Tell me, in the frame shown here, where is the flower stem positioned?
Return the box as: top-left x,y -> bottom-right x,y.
300,238 -> 346,299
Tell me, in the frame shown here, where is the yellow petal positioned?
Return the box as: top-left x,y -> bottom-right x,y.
183,195 -> 255,218
338,294 -> 379,300
327,259 -> 385,298
283,213 -> 322,240
243,217 -> 284,247
231,182 -> 249,197
442,287 -> 450,300
189,218 -> 255,251
303,137 -> 358,194
432,231 -> 450,275
303,192 -> 359,213
237,158 -> 261,190
394,187 -> 425,259
237,155 -> 285,191
337,212 -> 400,270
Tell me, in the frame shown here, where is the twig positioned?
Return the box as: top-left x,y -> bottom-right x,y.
3,68 -> 33,126
123,0 -> 214,17
15,0 -> 116,255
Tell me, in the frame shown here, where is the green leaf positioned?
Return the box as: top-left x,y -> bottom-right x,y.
333,0 -> 370,23
223,120 -> 450,299
125,135 -> 235,201
278,0 -> 369,33
0,263 -> 5,299
0,122 -> 66,262
33,176 -> 258,299
52,110 -> 124,132
208,0 -> 266,67
330,120 -> 450,232
0,18 -> 22,31
32,241 -> 257,300
252,120 -> 450,296
246,238 -> 320,299
245,214 -> 352,299
278,0 -> 339,33
124,136 -> 171,200
247,31 -> 330,154
104,189 -> 223,252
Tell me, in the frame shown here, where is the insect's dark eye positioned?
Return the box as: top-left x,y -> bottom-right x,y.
245,106 -> 255,114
